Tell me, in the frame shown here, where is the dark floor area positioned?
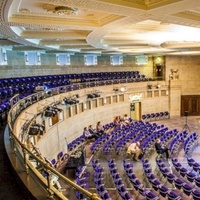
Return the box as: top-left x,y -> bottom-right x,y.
0,125 -> 27,200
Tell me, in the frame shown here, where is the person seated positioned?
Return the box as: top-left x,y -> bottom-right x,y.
155,139 -> 170,159
126,141 -> 142,161
113,116 -> 120,127
96,121 -> 105,135
83,127 -> 98,140
88,125 -> 99,136
123,114 -> 131,125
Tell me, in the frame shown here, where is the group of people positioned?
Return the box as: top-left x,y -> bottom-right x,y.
126,138 -> 170,162
83,114 -> 132,142
83,121 -> 105,140
114,114 -> 131,128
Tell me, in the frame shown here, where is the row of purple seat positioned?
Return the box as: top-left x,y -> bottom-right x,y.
123,158 -> 158,200
92,158 -> 112,200
184,132 -> 198,155
142,111 -> 170,121
0,71 -> 147,89
142,158 -> 183,199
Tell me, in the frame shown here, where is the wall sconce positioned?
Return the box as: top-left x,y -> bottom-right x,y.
120,86 -> 126,92
155,84 -> 160,89
156,57 -> 161,63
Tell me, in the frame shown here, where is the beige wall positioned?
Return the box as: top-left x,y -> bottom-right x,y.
13,81 -> 169,160
166,55 -> 200,95
0,55 -> 153,79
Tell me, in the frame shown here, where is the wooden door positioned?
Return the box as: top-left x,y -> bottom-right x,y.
181,95 -> 200,116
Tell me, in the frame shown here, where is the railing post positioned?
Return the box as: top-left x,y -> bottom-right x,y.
46,168 -> 54,199
12,134 -> 17,155
22,144 -> 29,174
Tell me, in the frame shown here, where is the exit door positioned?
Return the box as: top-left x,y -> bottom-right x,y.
130,102 -> 141,120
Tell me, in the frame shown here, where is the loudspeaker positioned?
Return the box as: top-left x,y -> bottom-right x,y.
130,103 -> 135,111
184,111 -> 188,117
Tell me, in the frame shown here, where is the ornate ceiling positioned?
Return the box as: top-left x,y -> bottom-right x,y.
1,0 -> 200,55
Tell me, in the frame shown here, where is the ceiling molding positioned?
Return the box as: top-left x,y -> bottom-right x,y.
1,0 -> 200,55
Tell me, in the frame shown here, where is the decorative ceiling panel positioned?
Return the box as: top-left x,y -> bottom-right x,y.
97,0 -> 183,10
1,0 -> 200,55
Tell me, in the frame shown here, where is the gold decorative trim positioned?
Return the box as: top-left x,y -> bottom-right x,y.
44,4 -> 78,16
98,0 -> 182,10
173,11 -> 200,22
10,13 -> 122,27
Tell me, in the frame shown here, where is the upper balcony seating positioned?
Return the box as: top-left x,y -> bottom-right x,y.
0,71 -> 153,126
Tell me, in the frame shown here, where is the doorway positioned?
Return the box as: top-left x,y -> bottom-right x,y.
130,102 -> 141,120
154,64 -> 163,79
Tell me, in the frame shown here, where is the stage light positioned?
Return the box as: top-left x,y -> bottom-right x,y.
63,97 -> 79,105
46,90 -> 52,95
44,106 -> 63,117
28,123 -> 45,135
87,92 -> 101,99
113,88 -> 119,92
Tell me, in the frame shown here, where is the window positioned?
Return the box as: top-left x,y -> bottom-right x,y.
110,55 -> 123,65
56,53 -> 70,65
135,55 -> 148,65
84,55 -> 97,66
25,51 -> 41,65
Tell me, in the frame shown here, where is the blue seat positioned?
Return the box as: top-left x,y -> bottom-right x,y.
192,188 -> 200,200
167,190 -> 181,200
182,182 -> 193,197
51,158 -> 57,168
186,171 -> 196,184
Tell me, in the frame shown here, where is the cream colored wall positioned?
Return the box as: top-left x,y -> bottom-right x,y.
13,81 -> 169,160
37,102 -> 130,159
166,56 -> 200,95
169,80 -> 181,116
141,97 -> 169,114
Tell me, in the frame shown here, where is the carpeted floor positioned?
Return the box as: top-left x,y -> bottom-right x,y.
61,116 -> 200,200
